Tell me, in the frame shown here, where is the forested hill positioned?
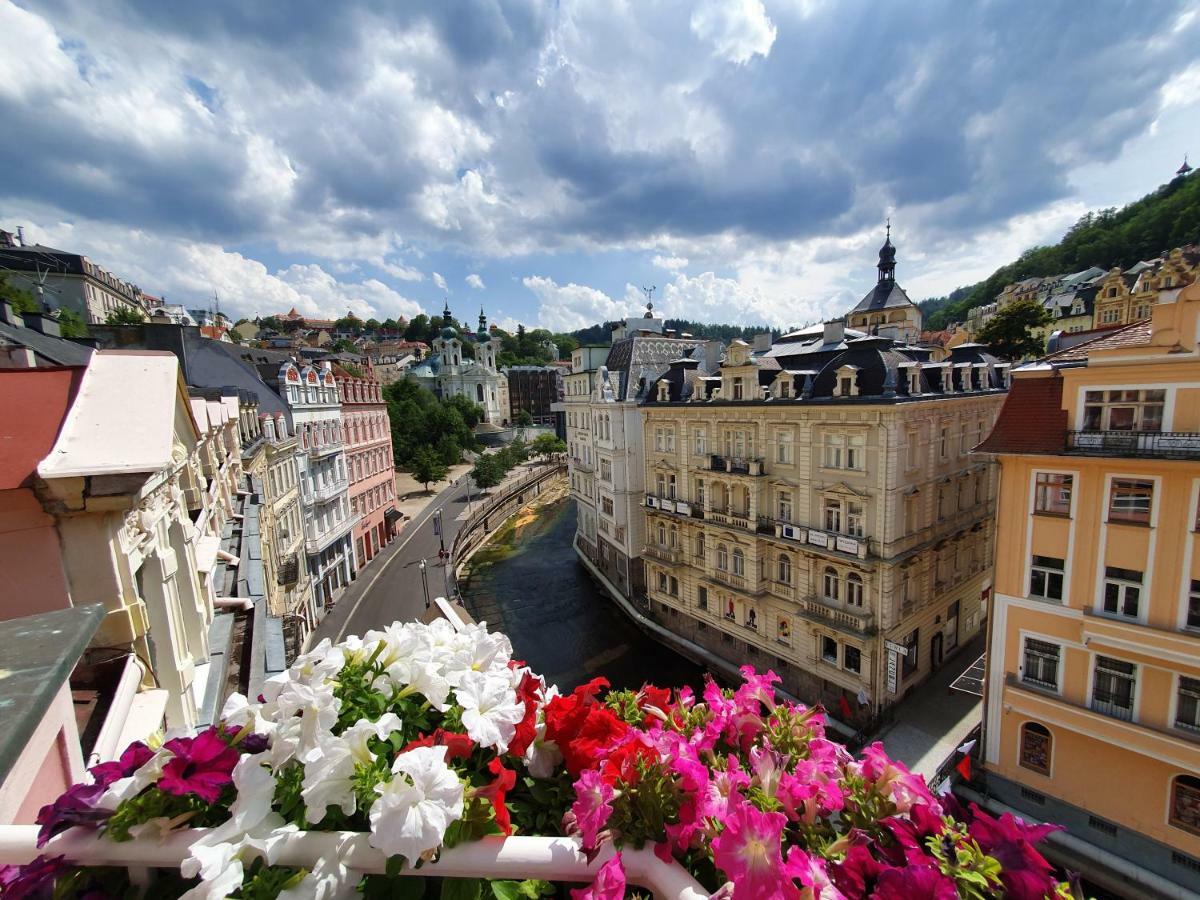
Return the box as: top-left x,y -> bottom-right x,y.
922,169 -> 1200,330
571,319 -> 779,345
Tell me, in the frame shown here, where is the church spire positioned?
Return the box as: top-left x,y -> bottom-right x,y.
442,299 -> 452,323
479,306 -> 487,332
1178,154 -> 1193,177
877,219 -> 897,284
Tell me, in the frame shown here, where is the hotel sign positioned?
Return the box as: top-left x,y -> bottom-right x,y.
835,536 -> 859,555
807,531 -> 830,549
886,651 -> 898,695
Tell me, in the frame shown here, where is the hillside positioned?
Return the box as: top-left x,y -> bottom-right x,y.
571,319 -> 778,345
924,169 -> 1200,330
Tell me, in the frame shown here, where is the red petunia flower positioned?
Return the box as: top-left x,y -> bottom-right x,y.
401,728 -> 475,761
158,729 -> 240,804
475,757 -> 517,835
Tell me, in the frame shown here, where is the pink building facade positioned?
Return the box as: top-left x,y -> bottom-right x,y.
334,366 -> 398,564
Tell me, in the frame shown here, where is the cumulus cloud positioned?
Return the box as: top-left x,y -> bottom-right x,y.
689,0 -> 777,64
432,272 -> 448,291
465,273 -> 486,290
523,275 -> 629,331
652,255 -> 689,272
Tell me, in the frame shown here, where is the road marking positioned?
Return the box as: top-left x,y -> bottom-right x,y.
332,481 -> 462,642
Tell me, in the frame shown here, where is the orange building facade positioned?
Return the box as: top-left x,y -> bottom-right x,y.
334,366 -> 399,566
976,282 -> 1200,895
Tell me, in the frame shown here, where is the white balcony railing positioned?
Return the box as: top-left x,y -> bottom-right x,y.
305,514 -> 358,554
304,477 -> 349,505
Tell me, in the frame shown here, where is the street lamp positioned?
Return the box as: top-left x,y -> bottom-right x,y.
418,558 -> 430,608
433,508 -> 446,561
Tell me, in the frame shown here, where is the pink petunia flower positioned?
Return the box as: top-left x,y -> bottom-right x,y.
570,853 -> 626,900
157,728 -> 240,803
967,803 -> 1063,900
569,768 -> 615,854
711,795 -> 799,900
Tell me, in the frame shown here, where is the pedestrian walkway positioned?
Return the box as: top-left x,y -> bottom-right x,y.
874,632 -> 985,780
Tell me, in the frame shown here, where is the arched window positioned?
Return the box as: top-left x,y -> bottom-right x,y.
778,554 -> 791,584
1170,775 -> 1200,835
732,549 -> 745,577
1019,722 -> 1052,776
823,567 -> 839,601
846,573 -> 864,607
716,544 -> 728,571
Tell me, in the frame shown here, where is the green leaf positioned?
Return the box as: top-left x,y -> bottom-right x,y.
440,878 -> 483,900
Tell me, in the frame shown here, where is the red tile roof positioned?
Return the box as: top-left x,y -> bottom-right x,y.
1043,319 -> 1152,363
975,376 -> 1067,456
0,367 -> 85,490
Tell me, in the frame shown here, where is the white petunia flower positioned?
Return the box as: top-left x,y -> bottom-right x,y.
455,670 -> 525,753
368,745 -> 464,863
274,680 -> 340,759
277,854 -> 354,900
523,720 -> 564,779
179,841 -> 243,900
97,746 -> 172,810
301,714 -> 402,823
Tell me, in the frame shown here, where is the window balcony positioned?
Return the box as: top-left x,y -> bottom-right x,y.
571,456 -> 594,473
304,477 -> 348,505
1090,693 -> 1134,722
643,544 -> 683,565
1066,430 -> 1200,459
305,514 -> 358,554
708,454 -> 766,476
645,495 -> 697,518
703,508 -> 754,532
308,439 -> 344,460
795,594 -> 875,635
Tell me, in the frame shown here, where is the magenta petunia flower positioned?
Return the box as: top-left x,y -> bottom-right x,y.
568,769 -> 615,854
967,804 -> 1063,900
88,741 -> 154,788
158,729 -> 240,803
35,782 -> 109,848
570,853 -> 626,900
711,795 -> 799,900
872,864 -> 959,900
0,855 -> 67,900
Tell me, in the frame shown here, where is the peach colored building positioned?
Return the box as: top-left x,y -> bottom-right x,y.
335,365 -> 398,564
975,283 -> 1200,895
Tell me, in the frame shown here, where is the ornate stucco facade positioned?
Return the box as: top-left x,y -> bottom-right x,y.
407,305 -> 510,427
335,366 -> 398,566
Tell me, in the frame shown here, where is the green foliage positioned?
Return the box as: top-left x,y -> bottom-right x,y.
328,338 -> 359,354
471,454 -> 504,489
512,409 -> 534,428
0,273 -> 38,313
529,433 -> 566,460
926,170 -> 1200,329
56,308 -> 88,338
336,315 -> 364,334
235,860 -> 307,900
104,306 -> 147,325
976,298 -> 1053,360
411,445 -> 449,491
258,315 -> 286,332
404,314 -> 430,342
385,379 -> 480,471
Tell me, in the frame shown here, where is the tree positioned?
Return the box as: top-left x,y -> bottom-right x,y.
335,315 -> 363,334
530,433 -> 567,461
410,446 -> 448,493
404,314 -> 430,342
381,317 -> 401,334
976,298 -> 1053,361
0,274 -> 38,314
513,408 -> 534,427
471,454 -> 504,491
259,315 -> 285,332
365,318 -> 381,333
384,378 -> 480,470
328,338 -> 359,354
56,309 -> 88,338
105,306 -> 147,325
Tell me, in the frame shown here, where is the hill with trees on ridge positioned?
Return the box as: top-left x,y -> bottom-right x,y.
921,169 -> 1200,330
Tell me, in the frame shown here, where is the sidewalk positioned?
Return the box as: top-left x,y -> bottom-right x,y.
874,632 -> 985,779
392,462 -> 473,524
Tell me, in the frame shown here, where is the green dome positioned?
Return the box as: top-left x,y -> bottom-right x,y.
441,325 -> 458,340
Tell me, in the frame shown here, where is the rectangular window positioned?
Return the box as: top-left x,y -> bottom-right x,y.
654,428 -> 665,452
697,586 -> 708,611
1108,478 -> 1153,524
822,434 -> 842,469
776,430 -> 794,464
823,498 -> 842,533
732,377 -> 744,400
667,473 -> 677,500
902,628 -> 919,676
1022,638 -> 1060,690
1034,473 -> 1072,516
1176,676 -> 1200,732
1083,389 -> 1165,432
1029,555 -> 1064,602
665,428 -> 675,452
822,635 -> 838,664
846,501 -> 865,537
694,429 -> 707,457
904,494 -> 919,534
847,434 -> 865,470
844,645 -> 861,673
1092,656 -> 1136,721
905,429 -> 920,470
1102,566 -> 1142,619
940,426 -> 950,459
601,496 -> 614,516
1188,580 -> 1200,630
777,490 -> 793,523
599,458 -> 612,482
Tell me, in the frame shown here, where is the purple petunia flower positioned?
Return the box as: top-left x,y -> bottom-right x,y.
35,783 -> 110,848
87,741 -> 154,789
0,855 -> 67,900
157,729 -> 240,803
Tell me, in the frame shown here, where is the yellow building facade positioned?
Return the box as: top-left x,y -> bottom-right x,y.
976,282 -> 1200,895
640,323 -> 1009,721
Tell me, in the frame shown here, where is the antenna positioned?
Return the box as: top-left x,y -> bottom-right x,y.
641,284 -> 656,313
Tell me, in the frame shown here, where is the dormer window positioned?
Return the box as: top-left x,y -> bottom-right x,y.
776,379 -> 790,399
732,377 -> 744,400
835,365 -> 860,398
908,370 -> 920,394
658,381 -> 669,402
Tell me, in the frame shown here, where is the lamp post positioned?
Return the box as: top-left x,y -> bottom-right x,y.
433,508 -> 446,561
418,558 -> 430,608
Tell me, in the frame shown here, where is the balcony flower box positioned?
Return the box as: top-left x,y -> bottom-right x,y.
0,617 -> 1067,899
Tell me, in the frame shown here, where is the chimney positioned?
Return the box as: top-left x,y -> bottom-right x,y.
15,226 -> 26,247
0,301 -> 19,326
823,320 -> 845,344
753,332 -> 772,352
21,311 -> 61,337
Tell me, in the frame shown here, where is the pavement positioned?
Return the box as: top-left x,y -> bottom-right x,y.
308,459 -> 553,647
874,632 -> 985,779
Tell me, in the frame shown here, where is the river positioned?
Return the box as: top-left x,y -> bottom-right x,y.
461,495 -> 706,693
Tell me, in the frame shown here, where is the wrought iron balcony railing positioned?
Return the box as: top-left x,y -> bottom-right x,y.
1066,430 -> 1200,459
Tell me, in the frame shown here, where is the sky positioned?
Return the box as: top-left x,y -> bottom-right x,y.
1,1 -> 1198,333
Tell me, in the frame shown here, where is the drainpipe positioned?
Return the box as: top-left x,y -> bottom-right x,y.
87,655 -> 147,767
956,785 -> 1192,900
214,597 -> 254,611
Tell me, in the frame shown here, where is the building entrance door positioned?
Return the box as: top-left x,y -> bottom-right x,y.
931,632 -> 944,670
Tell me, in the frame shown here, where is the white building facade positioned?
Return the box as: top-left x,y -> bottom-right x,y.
407,305 -> 510,427
277,361 -> 357,610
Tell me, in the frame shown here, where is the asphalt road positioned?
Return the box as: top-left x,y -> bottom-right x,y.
307,476 -> 478,646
